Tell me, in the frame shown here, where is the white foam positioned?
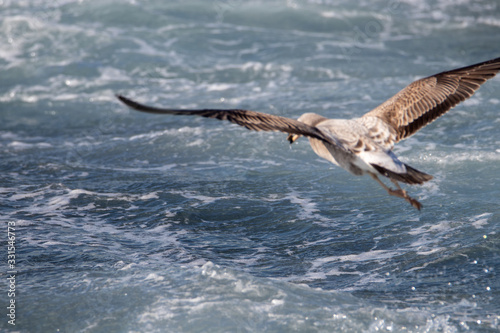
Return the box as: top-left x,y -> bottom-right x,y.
170,190 -> 229,206
205,83 -> 236,92
145,273 -> 165,282
469,213 -> 492,229
264,189 -> 333,225
140,192 -> 159,200
478,16 -> 500,27
311,250 -> 396,269
129,126 -> 205,141
8,141 -> 52,150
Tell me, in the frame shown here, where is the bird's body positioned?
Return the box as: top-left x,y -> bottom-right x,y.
298,114 -> 431,183
117,56 -> 500,209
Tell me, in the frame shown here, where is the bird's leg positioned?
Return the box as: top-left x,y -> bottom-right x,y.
369,173 -> 422,210
390,179 -> 422,210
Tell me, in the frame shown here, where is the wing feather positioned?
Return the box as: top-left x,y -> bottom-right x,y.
116,94 -> 332,144
363,57 -> 500,142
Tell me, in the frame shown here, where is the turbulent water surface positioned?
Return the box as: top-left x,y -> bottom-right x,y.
1,0 -> 500,332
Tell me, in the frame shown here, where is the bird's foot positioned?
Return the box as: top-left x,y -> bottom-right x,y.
369,173 -> 423,210
388,188 -> 422,210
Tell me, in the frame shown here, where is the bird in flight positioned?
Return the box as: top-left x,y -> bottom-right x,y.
117,57 -> 500,210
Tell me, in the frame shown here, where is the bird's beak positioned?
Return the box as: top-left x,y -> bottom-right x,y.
287,133 -> 300,144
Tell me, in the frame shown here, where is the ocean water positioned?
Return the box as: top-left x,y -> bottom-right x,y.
1,0 -> 500,332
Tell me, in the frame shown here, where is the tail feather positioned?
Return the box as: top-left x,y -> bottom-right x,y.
371,163 -> 433,185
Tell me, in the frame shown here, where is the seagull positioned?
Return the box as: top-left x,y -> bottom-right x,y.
117,57 -> 500,210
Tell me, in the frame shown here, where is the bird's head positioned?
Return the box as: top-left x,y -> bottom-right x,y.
287,133 -> 301,144
287,113 -> 326,144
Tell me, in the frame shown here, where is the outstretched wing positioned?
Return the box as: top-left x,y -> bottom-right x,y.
363,57 -> 500,142
117,94 -> 331,143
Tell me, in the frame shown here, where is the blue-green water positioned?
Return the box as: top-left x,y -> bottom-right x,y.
1,0 -> 500,332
